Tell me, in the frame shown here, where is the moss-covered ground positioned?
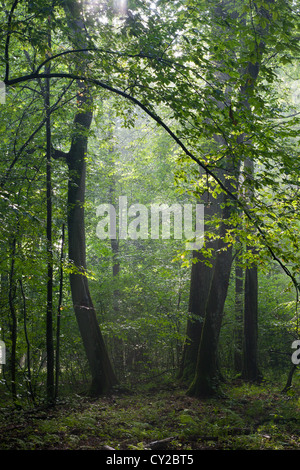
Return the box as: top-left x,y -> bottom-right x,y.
0,379 -> 299,451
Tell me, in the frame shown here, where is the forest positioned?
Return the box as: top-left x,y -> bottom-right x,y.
0,0 -> 299,456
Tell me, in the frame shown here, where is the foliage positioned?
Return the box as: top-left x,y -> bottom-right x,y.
0,380 -> 299,450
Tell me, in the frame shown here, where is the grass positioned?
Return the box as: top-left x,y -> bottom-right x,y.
0,378 -> 299,450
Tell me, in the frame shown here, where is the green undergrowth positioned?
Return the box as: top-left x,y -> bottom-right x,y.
0,379 -> 299,450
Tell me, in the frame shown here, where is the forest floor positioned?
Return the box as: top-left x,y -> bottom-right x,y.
0,377 -> 299,452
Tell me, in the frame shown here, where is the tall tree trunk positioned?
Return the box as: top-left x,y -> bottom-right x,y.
45,24 -> 54,403
55,224 -> 65,400
234,249 -> 244,373
65,85 -> 118,395
236,0 -> 273,384
183,0 -> 241,397
242,154 -> 262,382
8,237 -> 18,404
242,262 -> 262,382
19,279 -> 35,402
106,119 -> 123,375
188,192 -> 234,397
179,195 -> 218,384
186,0 -> 269,397
53,0 -> 118,395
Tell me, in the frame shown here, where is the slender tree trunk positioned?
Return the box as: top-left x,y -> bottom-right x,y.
56,0 -> 118,396
106,119 -> 123,374
45,35 -> 55,403
242,155 -> 262,382
234,250 -> 244,373
55,224 -> 65,400
282,364 -> 297,393
235,0 -> 274,385
242,262 -> 262,382
19,279 -> 35,402
66,92 -> 118,394
8,237 -> 18,404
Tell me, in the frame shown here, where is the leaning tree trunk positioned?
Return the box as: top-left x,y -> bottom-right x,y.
179,190 -> 219,384
53,0 -> 118,395
187,0 -> 270,397
45,19 -> 54,404
184,0 -> 241,397
187,192 -> 234,397
65,86 -> 118,395
179,249 -> 214,384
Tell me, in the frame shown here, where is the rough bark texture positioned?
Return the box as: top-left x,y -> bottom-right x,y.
179,198 -> 218,384
45,38 -> 54,403
234,252 -> 243,373
65,94 -> 118,395
241,153 -> 262,382
242,264 -> 262,382
187,195 -> 234,397
53,0 -> 118,395
8,238 -> 17,403
186,0 -> 269,397
179,252 -> 213,383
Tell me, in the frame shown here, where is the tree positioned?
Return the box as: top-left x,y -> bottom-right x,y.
45,11 -> 55,404
179,188 -> 219,383
184,0 -> 298,397
242,158 -> 262,382
51,0 -> 118,395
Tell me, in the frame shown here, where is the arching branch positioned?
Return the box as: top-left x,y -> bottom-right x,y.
5,71 -> 300,295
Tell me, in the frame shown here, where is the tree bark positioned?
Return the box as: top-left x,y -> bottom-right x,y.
234,250 -> 244,373
242,262 -> 262,382
282,364 -> 297,393
179,196 -> 218,384
55,224 -> 65,400
186,0 -> 269,397
65,88 -> 118,395
188,192 -> 234,397
54,0 -> 118,395
8,237 -> 18,404
45,26 -> 54,404
241,157 -> 262,382
179,251 -> 213,383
